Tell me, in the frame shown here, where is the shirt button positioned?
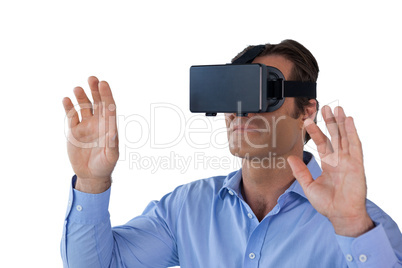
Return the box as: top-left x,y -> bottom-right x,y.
228,190 -> 234,195
247,213 -> 253,219
76,205 -> 83,211
249,253 -> 255,259
346,254 -> 353,262
359,254 -> 367,263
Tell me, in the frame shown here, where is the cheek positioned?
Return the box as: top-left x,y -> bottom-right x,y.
270,116 -> 301,150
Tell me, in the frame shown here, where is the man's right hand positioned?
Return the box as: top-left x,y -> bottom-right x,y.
62,76 -> 119,193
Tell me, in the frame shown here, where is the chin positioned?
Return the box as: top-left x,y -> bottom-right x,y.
228,146 -> 288,169
229,144 -> 275,159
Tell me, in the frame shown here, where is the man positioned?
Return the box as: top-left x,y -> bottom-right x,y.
61,40 -> 402,267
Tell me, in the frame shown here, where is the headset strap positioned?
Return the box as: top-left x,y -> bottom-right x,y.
233,45 -> 317,99
232,45 -> 266,64
268,80 -> 316,99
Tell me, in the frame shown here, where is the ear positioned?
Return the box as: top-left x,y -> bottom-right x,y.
302,99 -> 317,121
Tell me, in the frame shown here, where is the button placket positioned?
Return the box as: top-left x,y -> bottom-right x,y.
346,254 -> 353,262
359,254 -> 367,263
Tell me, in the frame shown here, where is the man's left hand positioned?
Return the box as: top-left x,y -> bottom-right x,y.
287,105 -> 374,237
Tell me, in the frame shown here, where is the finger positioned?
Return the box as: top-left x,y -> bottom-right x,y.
287,155 -> 314,190
345,117 -> 363,160
334,106 -> 349,154
104,101 -> 119,161
322,106 -> 340,152
99,80 -> 116,118
304,118 -> 334,158
62,97 -> 79,128
88,76 -> 101,116
73,86 -> 93,119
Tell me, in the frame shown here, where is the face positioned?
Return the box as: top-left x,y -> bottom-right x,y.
225,55 -> 305,159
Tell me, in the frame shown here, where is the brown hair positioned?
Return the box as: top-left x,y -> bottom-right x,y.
232,39 -> 320,144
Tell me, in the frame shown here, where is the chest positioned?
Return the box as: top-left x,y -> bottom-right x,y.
175,196 -> 347,268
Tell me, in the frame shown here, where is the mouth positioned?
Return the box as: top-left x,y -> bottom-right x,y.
232,125 -> 261,132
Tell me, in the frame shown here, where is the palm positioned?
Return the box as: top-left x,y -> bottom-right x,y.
305,155 -> 366,220
63,77 -> 119,181
288,106 -> 372,236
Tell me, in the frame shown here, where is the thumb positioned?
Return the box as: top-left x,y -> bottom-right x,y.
287,155 -> 314,190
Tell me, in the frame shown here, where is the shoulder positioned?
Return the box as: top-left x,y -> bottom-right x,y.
141,172 -> 234,217
177,170 -> 236,195
166,170 -> 238,204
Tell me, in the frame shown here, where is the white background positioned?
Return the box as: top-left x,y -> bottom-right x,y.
1,0 -> 401,267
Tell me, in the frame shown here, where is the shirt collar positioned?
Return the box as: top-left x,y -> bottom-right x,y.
219,168 -> 243,199
219,151 -> 322,200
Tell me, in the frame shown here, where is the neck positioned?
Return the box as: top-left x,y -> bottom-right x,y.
241,149 -> 304,222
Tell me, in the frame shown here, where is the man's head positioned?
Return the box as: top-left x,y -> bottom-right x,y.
225,39 -> 319,160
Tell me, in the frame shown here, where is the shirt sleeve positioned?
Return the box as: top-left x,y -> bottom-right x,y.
60,175 -> 186,268
335,200 -> 402,268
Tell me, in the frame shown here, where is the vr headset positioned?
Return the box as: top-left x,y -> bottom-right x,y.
189,45 -> 316,116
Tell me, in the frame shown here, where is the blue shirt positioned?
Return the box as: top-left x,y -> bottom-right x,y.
61,152 -> 402,267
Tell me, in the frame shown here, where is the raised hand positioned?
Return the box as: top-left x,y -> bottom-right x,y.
287,106 -> 374,237
62,76 -> 119,193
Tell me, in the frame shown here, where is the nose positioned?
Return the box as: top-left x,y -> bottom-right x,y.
237,113 -> 257,118
225,113 -> 235,121
225,112 -> 258,121
245,113 -> 257,117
